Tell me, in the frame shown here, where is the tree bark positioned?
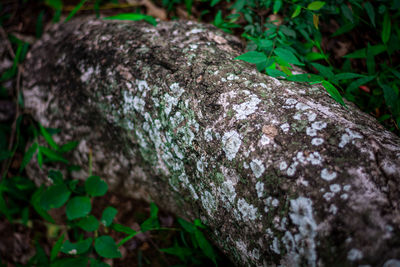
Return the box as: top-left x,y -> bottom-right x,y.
22,17 -> 400,266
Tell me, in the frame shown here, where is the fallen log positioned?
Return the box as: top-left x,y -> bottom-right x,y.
23,17 -> 400,266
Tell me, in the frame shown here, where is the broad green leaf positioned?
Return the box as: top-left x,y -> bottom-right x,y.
382,11 -> 391,44
20,142 -> 38,172
50,233 -> 65,261
332,23 -> 355,37
322,81 -> 346,107
141,216 -> 160,232
39,124 -> 58,150
39,146 -> 69,164
31,186 -> 55,223
273,47 -> 304,66
177,218 -> 196,233
61,238 -> 93,255
66,196 -> 91,220
195,230 -> 216,264
366,43 -> 375,75
101,206 -> 117,227
40,184 -> 71,210
37,148 -> 43,168
90,259 -> 111,267
85,176 -> 108,197
364,2 -> 375,27
149,202 -> 158,218
310,63 -> 334,79
94,236 -> 122,259
235,51 -> 267,64
307,1 -> 325,11
305,52 -> 326,61
77,215 -> 99,232
273,0 -> 282,14
266,68 -> 287,78
104,13 -> 157,26
65,0 -> 87,22
291,5 -> 302,18
48,170 -> 63,185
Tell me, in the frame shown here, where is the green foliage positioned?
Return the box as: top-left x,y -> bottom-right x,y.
104,13 -> 157,26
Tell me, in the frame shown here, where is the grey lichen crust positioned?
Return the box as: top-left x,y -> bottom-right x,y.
23,17 -> 400,266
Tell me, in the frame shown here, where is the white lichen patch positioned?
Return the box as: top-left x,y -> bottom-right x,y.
347,248 -> 363,261
329,204 -> 338,214
80,66 -> 94,82
280,123 -> 290,133
295,102 -> 310,111
323,192 -> 335,201
343,184 -> 351,191
255,181 -> 264,198
311,138 -> 324,146
219,180 -> 237,209
164,93 -> 179,116
237,198 -> 258,221
227,73 -> 240,81
288,196 -> 318,267
170,82 -> 184,97
330,184 -> 341,193
321,168 -> 337,181
222,130 -> 242,161
137,80 -> 150,92
307,111 -> 317,122
201,191 -> 217,215
339,128 -> 363,148
204,128 -> 213,141
312,121 -> 327,130
260,134 -> 271,146
232,93 -> 261,120
279,161 -> 288,171
250,159 -> 265,178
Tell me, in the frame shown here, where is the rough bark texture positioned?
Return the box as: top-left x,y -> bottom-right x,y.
22,17 -> 400,266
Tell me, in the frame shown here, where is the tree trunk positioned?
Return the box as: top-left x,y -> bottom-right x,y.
23,17 -> 400,267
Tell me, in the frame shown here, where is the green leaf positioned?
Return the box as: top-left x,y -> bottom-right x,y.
273,0 -> 282,14
160,243 -> 192,261
61,238 -> 93,255
195,230 -> 216,264
58,140 -> 78,152
141,216 -> 160,232
307,1 -> 325,11
94,236 -> 122,259
346,76 -> 376,93
291,5 -> 302,18
210,0 -> 220,7
382,11 -> 391,44
37,148 -> 43,168
51,233 -> 65,261
332,23 -> 355,37
51,257 -> 89,267
19,142 -> 38,172
177,218 -> 196,233
48,170 -> 64,185
90,259 -> 111,267
322,81 -> 346,107
40,184 -> 71,210
66,196 -> 92,220
149,202 -> 158,218
235,51 -> 267,64
379,82 -> 398,109
65,0 -> 87,22
266,68 -> 287,78
77,215 -> 99,232
364,2 -> 375,27
104,13 -> 157,26
31,186 -> 55,223
39,124 -> 58,150
366,43 -> 375,75
273,47 -> 304,66
344,45 -> 386,58
111,223 -> 136,234
101,206 -> 117,227
286,73 -> 323,82
340,4 -> 354,23
85,176 -> 108,197
333,73 -> 365,81
39,146 -> 69,164
310,63 -> 334,79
